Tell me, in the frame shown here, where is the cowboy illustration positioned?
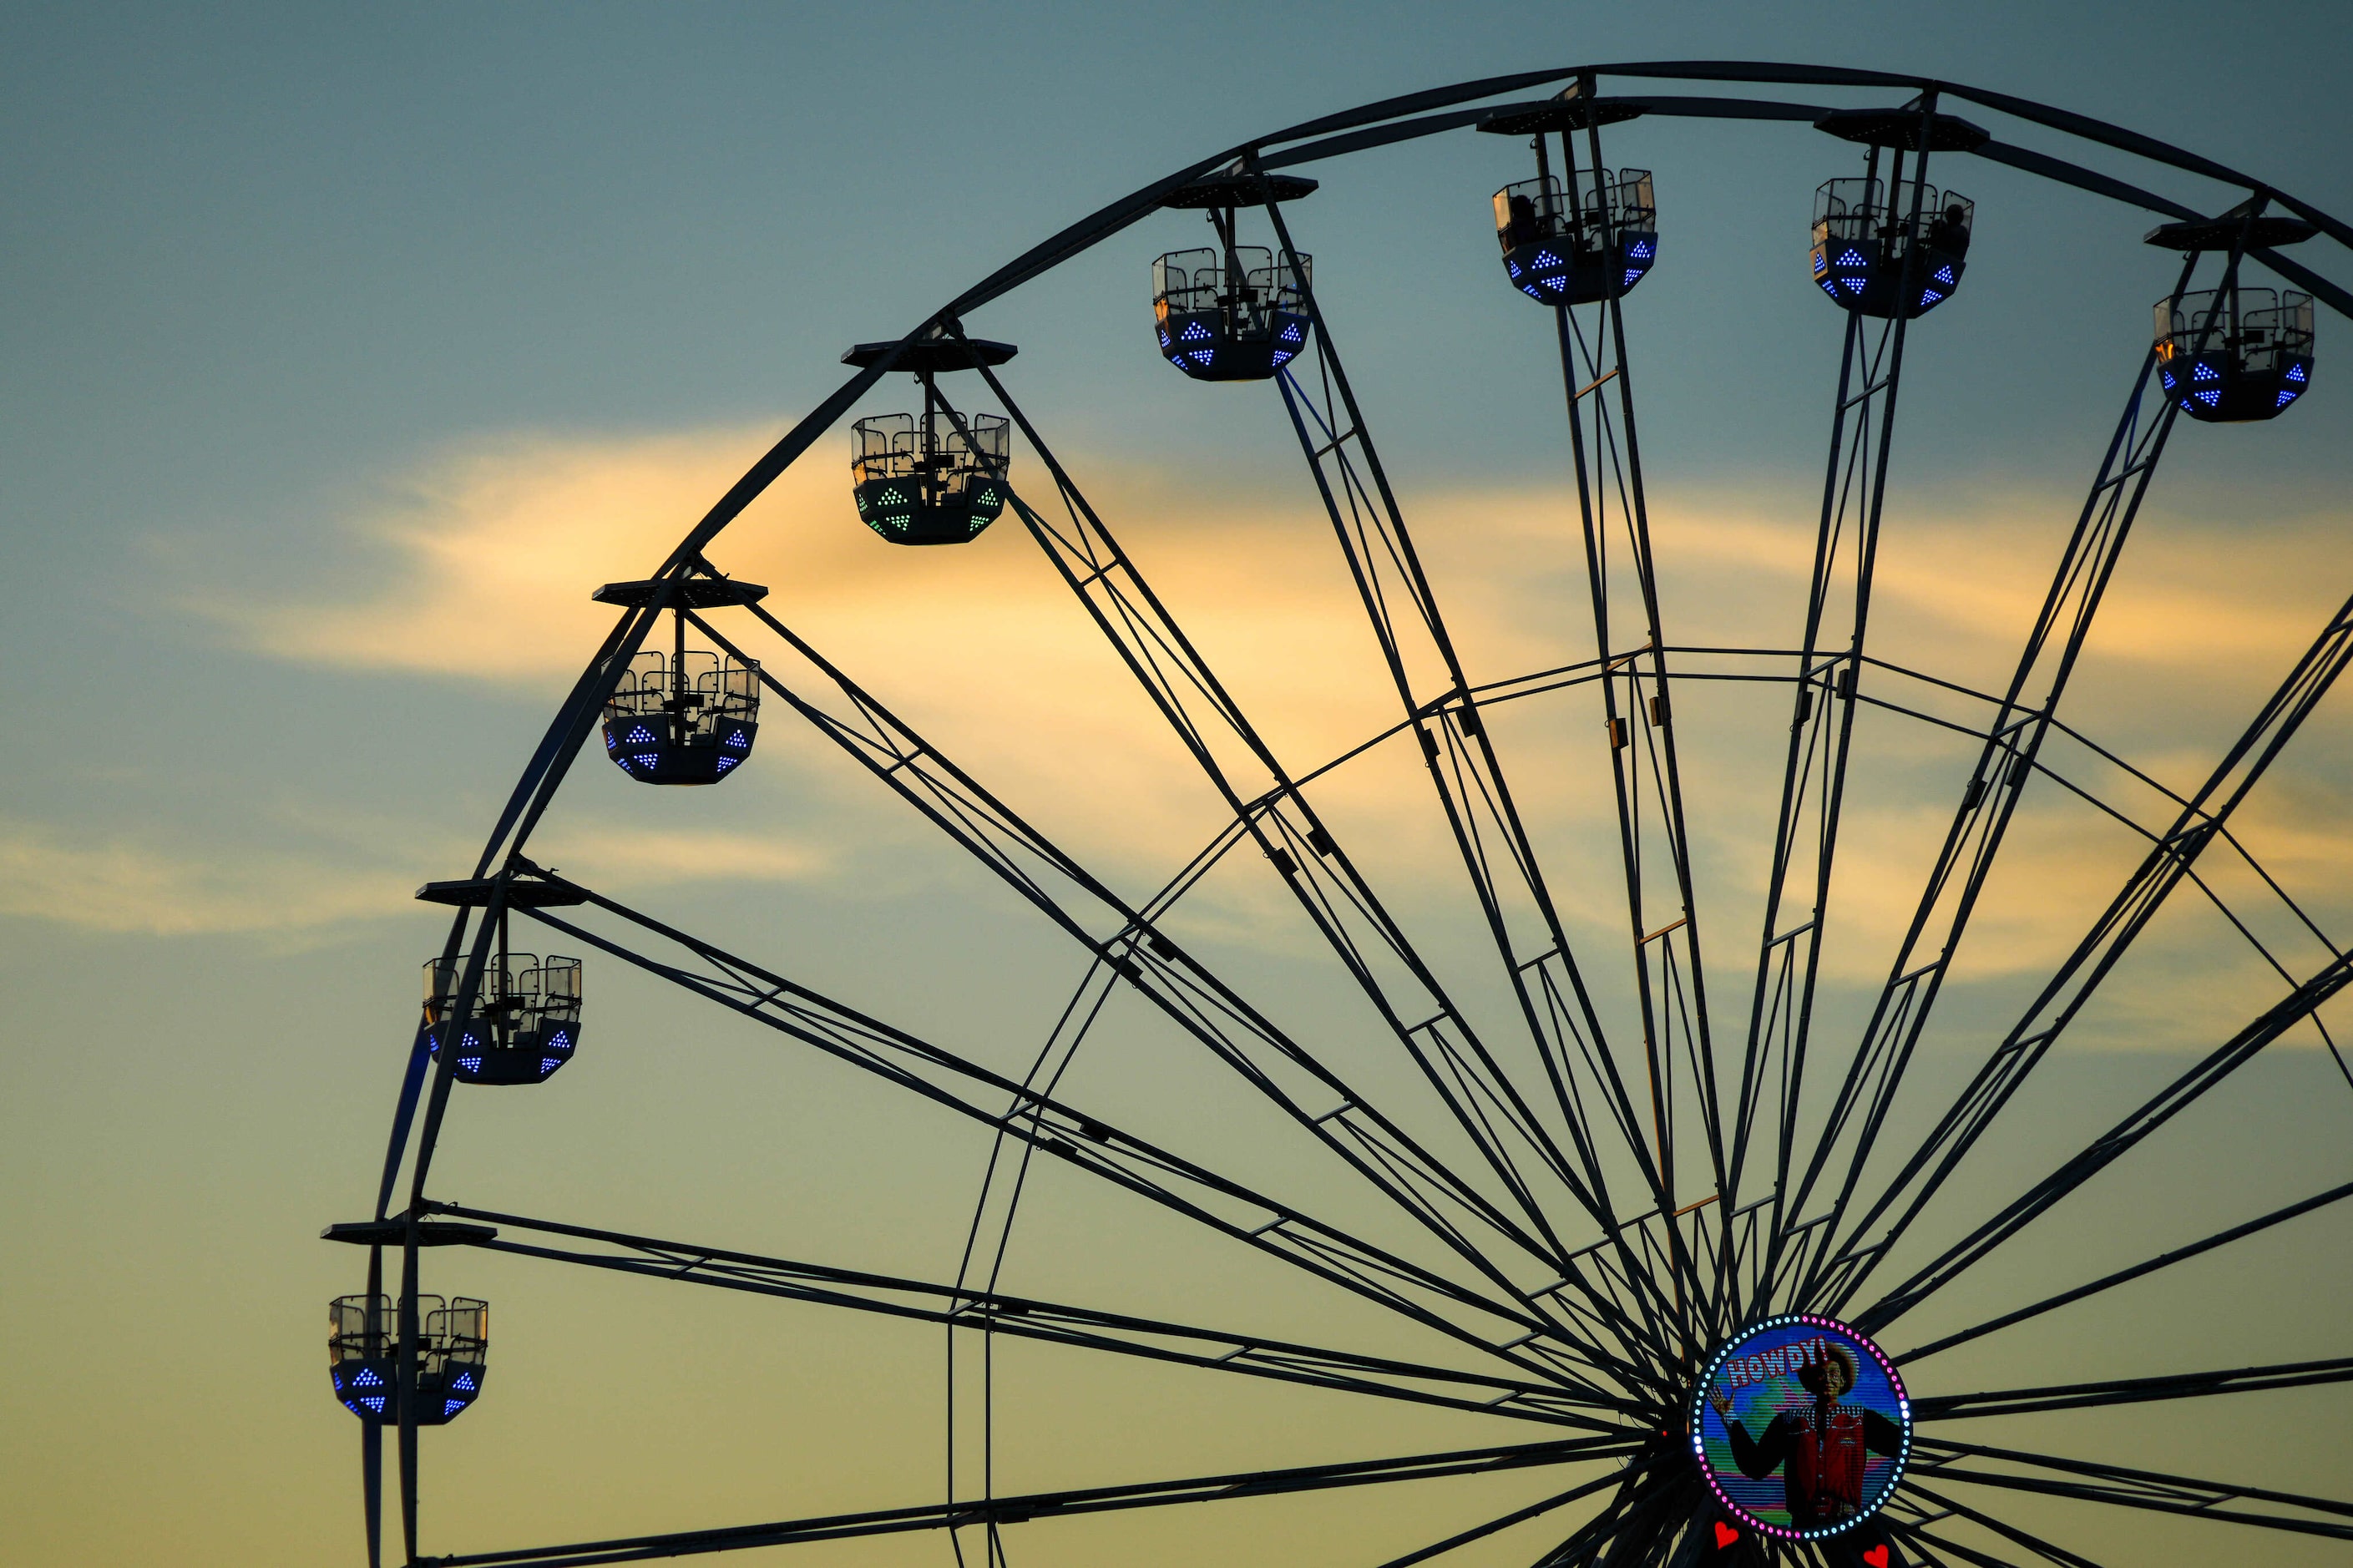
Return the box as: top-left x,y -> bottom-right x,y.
1708,1341 -> 1902,1529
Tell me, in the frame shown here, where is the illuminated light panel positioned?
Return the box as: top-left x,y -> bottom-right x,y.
1841,277 -> 1865,295
2279,387 -> 2300,407
1813,253 -> 1829,276
1532,249 -> 1561,268
1934,264 -> 1956,285
2286,362 -> 2309,382
1690,1313 -> 1912,1542
1187,350 -> 1214,367
360,1394 -> 387,1414
2196,389 -> 2222,407
1627,238 -> 1654,259
1280,321 -> 1304,343
1837,247 -> 1867,267
1624,269 -> 1642,286
1538,273 -> 1567,292
1179,321 -> 1211,342
724,729 -> 751,748
632,753 -> 659,769
2193,362 -> 2221,382
1270,349 -> 1294,366
443,1399 -> 468,1417
352,1368 -> 383,1388
714,756 -> 738,773
1920,288 -> 1944,308
2161,369 -> 2177,389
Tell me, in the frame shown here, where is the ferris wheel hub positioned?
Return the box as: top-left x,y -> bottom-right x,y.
1688,1313 -> 1914,1544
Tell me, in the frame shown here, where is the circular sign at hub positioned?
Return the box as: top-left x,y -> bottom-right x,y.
1689,1313 -> 1912,1540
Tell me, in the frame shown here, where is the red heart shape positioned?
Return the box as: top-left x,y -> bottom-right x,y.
1713,1521 -> 1739,1550
1864,1546 -> 1889,1568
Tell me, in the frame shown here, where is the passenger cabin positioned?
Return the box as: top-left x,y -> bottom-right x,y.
591,577 -> 768,784
842,335 -> 1018,545
600,647 -> 762,784
1149,169 -> 1318,382
1806,104 -> 1989,320
1811,178 -> 1973,318
1493,169 -> 1657,306
328,1294 -> 488,1424
851,410 -> 1012,544
2157,287 -> 2314,422
423,951 -> 582,1085
1151,245 -> 1312,381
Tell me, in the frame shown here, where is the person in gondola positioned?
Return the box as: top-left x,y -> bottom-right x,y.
1926,200 -> 1971,259
1505,190 -> 1539,249
1708,1342 -> 1904,1530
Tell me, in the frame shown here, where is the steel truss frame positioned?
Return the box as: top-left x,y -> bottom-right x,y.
342,58 -> 2353,1568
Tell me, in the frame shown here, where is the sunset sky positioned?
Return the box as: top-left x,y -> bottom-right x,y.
4,5 -> 2350,1567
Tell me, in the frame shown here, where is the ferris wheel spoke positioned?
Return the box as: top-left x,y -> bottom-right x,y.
1852,945 -> 2353,1338
1907,1438 -> 2353,1540
1541,95 -> 1732,1302
1262,194 -> 1712,1342
1368,1469 -> 1633,1568
1892,1486 -> 2104,1568
1731,299 -> 1911,1307
421,1434 -> 1644,1568
1895,1178 -> 2353,1366
510,883 -> 1653,1396
1786,267 -> 2202,1311
1913,1353 -> 2353,1421
422,1202 -> 1641,1428
941,351 -> 1622,1288
1809,589 -> 2353,1317
693,601 -> 1678,1389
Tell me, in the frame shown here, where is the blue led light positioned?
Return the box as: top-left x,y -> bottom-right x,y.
344,1399 -> 364,1415
1280,321 -> 1304,343
1934,264 -> 1956,286
1838,247 -> 1867,267
1539,273 -> 1567,292
353,1368 -> 383,1388
2196,389 -> 2222,407
1187,350 -> 1214,366
2279,388 -> 2300,407
1627,239 -> 1654,260
1532,249 -> 1561,268
626,724 -> 655,744
2160,369 -> 2176,390
725,728 -> 750,748
1179,321 -> 1211,342
1522,284 -> 1543,298
1270,349 -> 1294,366
549,1029 -> 569,1048
459,1056 -> 483,1072
1623,269 -> 1642,286
1505,259 -> 1522,280
1920,288 -> 1944,307
1156,328 -> 1169,347
2193,362 -> 2221,382
541,1056 -> 561,1073
443,1399 -> 467,1417
633,753 -> 659,769
360,1395 -> 386,1414
332,1371 -> 344,1391
452,1370 -> 475,1391
1841,277 -> 1865,295
1812,252 -> 1829,276
714,756 -> 738,773
1819,278 -> 1840,298
2180,398 -> 2196,411
603,731 -> 616,750
2286,362 -> 2308,382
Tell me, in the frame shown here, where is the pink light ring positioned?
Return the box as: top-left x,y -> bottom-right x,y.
1685,1312 -> 1914,1542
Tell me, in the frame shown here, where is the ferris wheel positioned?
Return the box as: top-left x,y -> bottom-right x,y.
322,59 -> 2353,1568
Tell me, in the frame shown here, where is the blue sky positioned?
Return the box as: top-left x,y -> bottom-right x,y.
3,4 -> 2350,1565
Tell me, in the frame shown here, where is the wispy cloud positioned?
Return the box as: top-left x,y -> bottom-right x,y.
180,425 -> 2350,1020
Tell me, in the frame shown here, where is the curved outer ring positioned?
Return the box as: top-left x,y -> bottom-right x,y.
1687,1313 -> 1915,1541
